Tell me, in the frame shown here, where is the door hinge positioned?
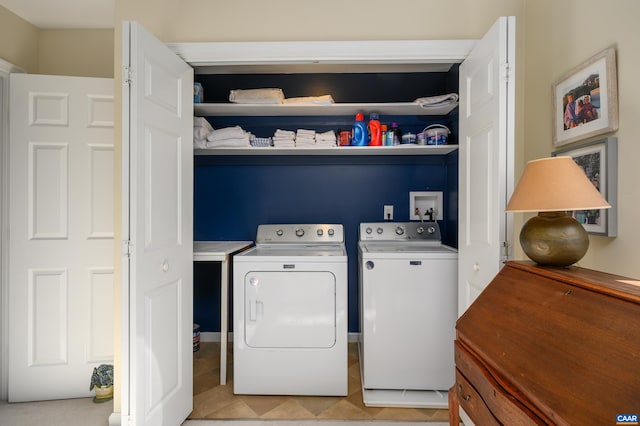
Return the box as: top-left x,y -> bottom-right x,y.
502,241 -> 511,262
123,66 -> 132,86
123,240 -> 133,258
502,62 -> 512,83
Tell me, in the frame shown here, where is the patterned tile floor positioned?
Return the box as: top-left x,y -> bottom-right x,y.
189,342 -> 449,422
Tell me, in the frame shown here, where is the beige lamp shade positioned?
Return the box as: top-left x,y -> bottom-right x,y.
506,156 -> 611,213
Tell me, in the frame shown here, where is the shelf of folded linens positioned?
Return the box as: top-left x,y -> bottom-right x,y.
193,102 -> 457,117
194,144 -> 458,156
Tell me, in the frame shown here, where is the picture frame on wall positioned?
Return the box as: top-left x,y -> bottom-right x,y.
553,137 -> 617,237
552,47 -> 618,147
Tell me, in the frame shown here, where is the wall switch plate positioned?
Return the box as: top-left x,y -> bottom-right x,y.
384,205 -> 393,220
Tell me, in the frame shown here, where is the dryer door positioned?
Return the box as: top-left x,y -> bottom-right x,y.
244,271 -> 336,348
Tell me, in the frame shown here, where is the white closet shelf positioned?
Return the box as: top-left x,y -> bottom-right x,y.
195,144 -> 458,156
193,102 -> 457,117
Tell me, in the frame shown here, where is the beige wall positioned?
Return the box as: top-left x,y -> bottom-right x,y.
117,0 -> 523,42
0,6 -> 113,77
523,0 -> 640,278
38,29 -> 114,78
0,6 -> 38,72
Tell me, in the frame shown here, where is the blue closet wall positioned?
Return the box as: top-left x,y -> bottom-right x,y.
194,152 -> 458,333
193,69 -> 460,334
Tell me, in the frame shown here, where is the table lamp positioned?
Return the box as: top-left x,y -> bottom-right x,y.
505,156 -> 611,267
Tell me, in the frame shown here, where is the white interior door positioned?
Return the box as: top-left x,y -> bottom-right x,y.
458,16 -> 515,315
8,73 -> 114,402
122,21 -> 193,426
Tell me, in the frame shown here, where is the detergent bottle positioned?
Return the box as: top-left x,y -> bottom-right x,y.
368,113 -> 382,146
351,112 -> 368,146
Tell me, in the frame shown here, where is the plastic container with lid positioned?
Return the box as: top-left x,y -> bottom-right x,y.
401,133 -> 416,144
423,124 -> 451,145
352,113 -> 368,146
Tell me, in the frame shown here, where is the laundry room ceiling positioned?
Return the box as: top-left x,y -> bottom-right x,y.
0,0 -> 113,29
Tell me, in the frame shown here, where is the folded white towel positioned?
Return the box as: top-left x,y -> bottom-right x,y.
316,130 -> 336,142
283,95 -> 335,105
205,136 -> 250,148
194,126 -> 211,141
194,138 -> 207,149
273,141 -> 295,148
414,93 -> 459,108
296,129 -> 316,136
229,88 -> 285,104
206,126 -> 247,142
194,117 -> 213,131
274,129 -> 295,138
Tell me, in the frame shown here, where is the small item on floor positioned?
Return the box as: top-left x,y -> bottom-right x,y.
89,364 -> 114,403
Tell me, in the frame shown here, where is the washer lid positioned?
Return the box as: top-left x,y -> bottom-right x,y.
359,242 -> 457,259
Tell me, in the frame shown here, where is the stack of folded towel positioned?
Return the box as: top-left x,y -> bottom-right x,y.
414,93 -> 459,109
295,129 -> 316,147
205,125 -> 250,148
272,129 -> 296,147
229,88 -> 285,104
194,117 -> 214,149
315,130 -> 337,147
283,95 -> 335,105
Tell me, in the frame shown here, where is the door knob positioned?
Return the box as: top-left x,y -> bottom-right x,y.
161,260 -> 169,272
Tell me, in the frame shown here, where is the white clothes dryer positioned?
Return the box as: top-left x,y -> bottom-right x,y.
358,222 -> 458,408
233,224 -> 348,396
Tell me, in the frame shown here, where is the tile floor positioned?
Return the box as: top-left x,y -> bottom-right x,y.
190,342 -> 450,422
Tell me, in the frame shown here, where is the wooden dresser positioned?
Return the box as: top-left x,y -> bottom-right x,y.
449,261 -> 640,425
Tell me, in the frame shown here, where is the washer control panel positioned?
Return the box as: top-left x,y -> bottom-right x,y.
359,222 -> 441,242
257,224 -> 344,244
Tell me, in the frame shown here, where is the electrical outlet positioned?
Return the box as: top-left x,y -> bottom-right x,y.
384,205 -> 393,221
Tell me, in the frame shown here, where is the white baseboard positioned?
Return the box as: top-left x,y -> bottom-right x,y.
108,412 -> 121,426
200,332 -> 361,343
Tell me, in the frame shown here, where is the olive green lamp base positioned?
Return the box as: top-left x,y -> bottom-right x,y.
520,211 -> 589,267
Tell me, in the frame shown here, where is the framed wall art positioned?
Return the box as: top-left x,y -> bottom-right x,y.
552,47 -> 618,147
553,137 -> 617,236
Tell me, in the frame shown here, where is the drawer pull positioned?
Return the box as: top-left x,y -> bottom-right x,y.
458,384 -> 471,401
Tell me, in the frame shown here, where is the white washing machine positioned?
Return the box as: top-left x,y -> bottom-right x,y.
358,221 -> 458,408
233,224 -> 348,396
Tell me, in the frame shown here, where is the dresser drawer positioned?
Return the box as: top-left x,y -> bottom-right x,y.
455,370 -> 501,426
455,341 -> 544,425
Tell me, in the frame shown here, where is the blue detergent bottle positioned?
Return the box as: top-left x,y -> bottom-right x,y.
351,113 -> 368,146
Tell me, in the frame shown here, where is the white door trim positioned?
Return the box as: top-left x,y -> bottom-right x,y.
0,58 -> 25,401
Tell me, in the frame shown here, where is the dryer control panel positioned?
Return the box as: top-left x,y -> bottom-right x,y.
257,224 -> 344,244
359,222 -> 441,242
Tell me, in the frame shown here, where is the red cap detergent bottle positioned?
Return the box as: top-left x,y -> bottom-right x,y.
368,113 -> 382,146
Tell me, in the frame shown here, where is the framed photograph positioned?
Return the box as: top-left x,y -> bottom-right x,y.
553,137 -> 617,236
552,47 -> 618,147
